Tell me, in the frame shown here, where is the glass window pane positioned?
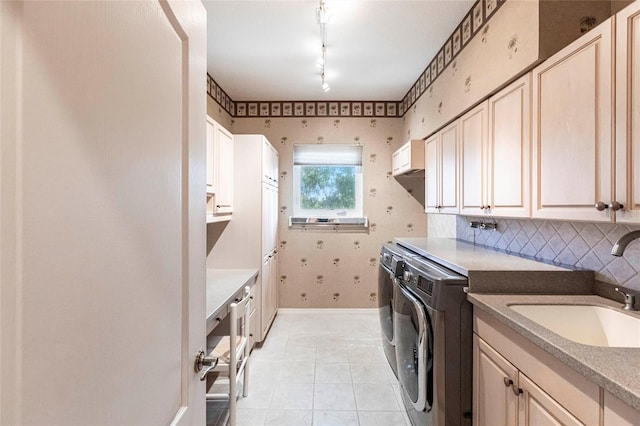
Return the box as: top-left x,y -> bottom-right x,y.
301,166 -> 356,210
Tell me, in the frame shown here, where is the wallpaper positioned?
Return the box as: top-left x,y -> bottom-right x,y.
231,117 -> 427,308
401,0 -> 611,141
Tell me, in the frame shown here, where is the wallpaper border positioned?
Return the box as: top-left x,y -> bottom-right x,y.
207,0 -> 506,119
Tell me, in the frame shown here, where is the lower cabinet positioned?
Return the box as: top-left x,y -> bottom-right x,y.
261,250 -> 278,338
474,310 -> 600,426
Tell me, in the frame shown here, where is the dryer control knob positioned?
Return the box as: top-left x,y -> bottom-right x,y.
403,270 -> 413,282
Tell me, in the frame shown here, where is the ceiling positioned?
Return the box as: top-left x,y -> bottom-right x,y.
203,1 -> 474,102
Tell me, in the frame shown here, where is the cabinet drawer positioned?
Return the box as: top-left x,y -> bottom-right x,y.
474,310 -> 600,425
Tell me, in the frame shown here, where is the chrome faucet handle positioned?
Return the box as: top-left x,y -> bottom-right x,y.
614,288 -> 637,311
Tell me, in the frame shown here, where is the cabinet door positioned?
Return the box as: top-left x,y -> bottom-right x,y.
604,391 -> 640,426
473,336 -> 518,426
271,145 -> 280,188
214,123 -> 234,214
269,251 -> 278,322
488,73 -> 531,218
393,143 -> 411,175
439,121 -> 460,214
616,2 -> 640,223
261,255 -> 271,338
460,102 -> 489,216
425,133 -> 440,213
532,19 -> 613,221
262,138 -> 279,185
206,117 -> 215,191
518,374 -> 584,426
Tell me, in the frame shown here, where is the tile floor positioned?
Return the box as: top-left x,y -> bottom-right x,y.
218,310 -> 410,426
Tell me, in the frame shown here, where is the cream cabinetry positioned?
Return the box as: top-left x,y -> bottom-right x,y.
392,139 -> 425,176
604,391 -> 640,425
488,75 -> 531,218
425,121 -> 459,214
532,18 -> 614,222
208,134 -> 279,343
615,2 -> 640,223
474,310 -> 603,426
206,116 -> 234,222
473,335 -> 518,426
460,102 -> 489,216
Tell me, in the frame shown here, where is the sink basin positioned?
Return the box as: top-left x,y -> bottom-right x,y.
509,304 -> 640,348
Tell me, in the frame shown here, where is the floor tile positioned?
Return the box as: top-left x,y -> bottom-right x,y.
347,345 -> 386,363
236,408 -> 268,426
354,383 -> 401,411
270,383 -> 314,410
284,345 -> 317,362
315,362 -> 351,384
278,361 -> 315,384
316,339 -> 349,362
236,382 -> 275,409
313,383 -> 357,411
312,410 -> 359,426
350,362 -> 395,384
264,409 -> 313,426
358,411 -> 409,425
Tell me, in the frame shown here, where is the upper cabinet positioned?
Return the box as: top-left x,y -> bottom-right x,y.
425,121 -> 460,214
262,138 -> 279,186
206,116 -> 234,222
459,102 -> 489,217
532,18 -> 614,222
392,139 -> 425,176
616,1 -> 640,223
487,74 -> 531,218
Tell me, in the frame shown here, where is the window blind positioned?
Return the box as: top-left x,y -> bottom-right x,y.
293,144 -> 363,166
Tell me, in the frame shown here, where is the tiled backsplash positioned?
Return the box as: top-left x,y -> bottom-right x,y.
456,216 -> 640,291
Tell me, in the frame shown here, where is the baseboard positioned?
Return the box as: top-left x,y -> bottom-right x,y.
277,308 -> 377,315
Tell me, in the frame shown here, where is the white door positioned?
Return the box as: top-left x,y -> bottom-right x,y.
0,1 -> 206,425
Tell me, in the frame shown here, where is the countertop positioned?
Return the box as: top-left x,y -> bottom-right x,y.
206,268 -> 258,335
395,237 -> 593,294
468,293 -> 640,411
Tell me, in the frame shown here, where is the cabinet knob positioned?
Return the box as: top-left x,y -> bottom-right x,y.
609,201 -> 624,211
480,205 -> 485,210
512,386 -> 523,396
485,205 -> 491,210
595,201 -> 608,211
503,377 -> 513,388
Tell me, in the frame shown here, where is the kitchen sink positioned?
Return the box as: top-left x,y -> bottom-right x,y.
508,304 -> 640,348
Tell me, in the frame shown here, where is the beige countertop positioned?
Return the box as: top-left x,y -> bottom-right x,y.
206,268 -> 258,335
468,293 -> 640,411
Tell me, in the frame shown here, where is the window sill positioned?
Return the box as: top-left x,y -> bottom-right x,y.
288,216 -> 369,233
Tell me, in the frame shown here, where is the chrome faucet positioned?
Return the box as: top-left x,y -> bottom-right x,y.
610,230 -> 640,256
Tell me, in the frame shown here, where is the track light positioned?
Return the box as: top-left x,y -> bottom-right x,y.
316,0 -> 332,93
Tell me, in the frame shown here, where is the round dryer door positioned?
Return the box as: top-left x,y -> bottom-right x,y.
394,282 -> 434,413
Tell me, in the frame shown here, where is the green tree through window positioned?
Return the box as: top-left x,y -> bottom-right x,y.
301,166 -> 356,210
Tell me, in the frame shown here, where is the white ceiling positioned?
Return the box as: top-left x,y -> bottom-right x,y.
204,0 -> 474,101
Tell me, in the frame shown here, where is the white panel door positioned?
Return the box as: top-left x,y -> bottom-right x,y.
440,121 -> 460,214
488,73 -> 531,218
532,19 -> 614,221
0,1 -> 206,425
425,133 -> 440,213
214,123 -> 234,214
460,102 -> 488,216
616,2 -> 640,223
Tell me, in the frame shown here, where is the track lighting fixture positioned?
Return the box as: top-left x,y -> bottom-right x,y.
316,0 -> 331,92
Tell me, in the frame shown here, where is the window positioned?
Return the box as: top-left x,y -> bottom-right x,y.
293,144 -> 363,217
